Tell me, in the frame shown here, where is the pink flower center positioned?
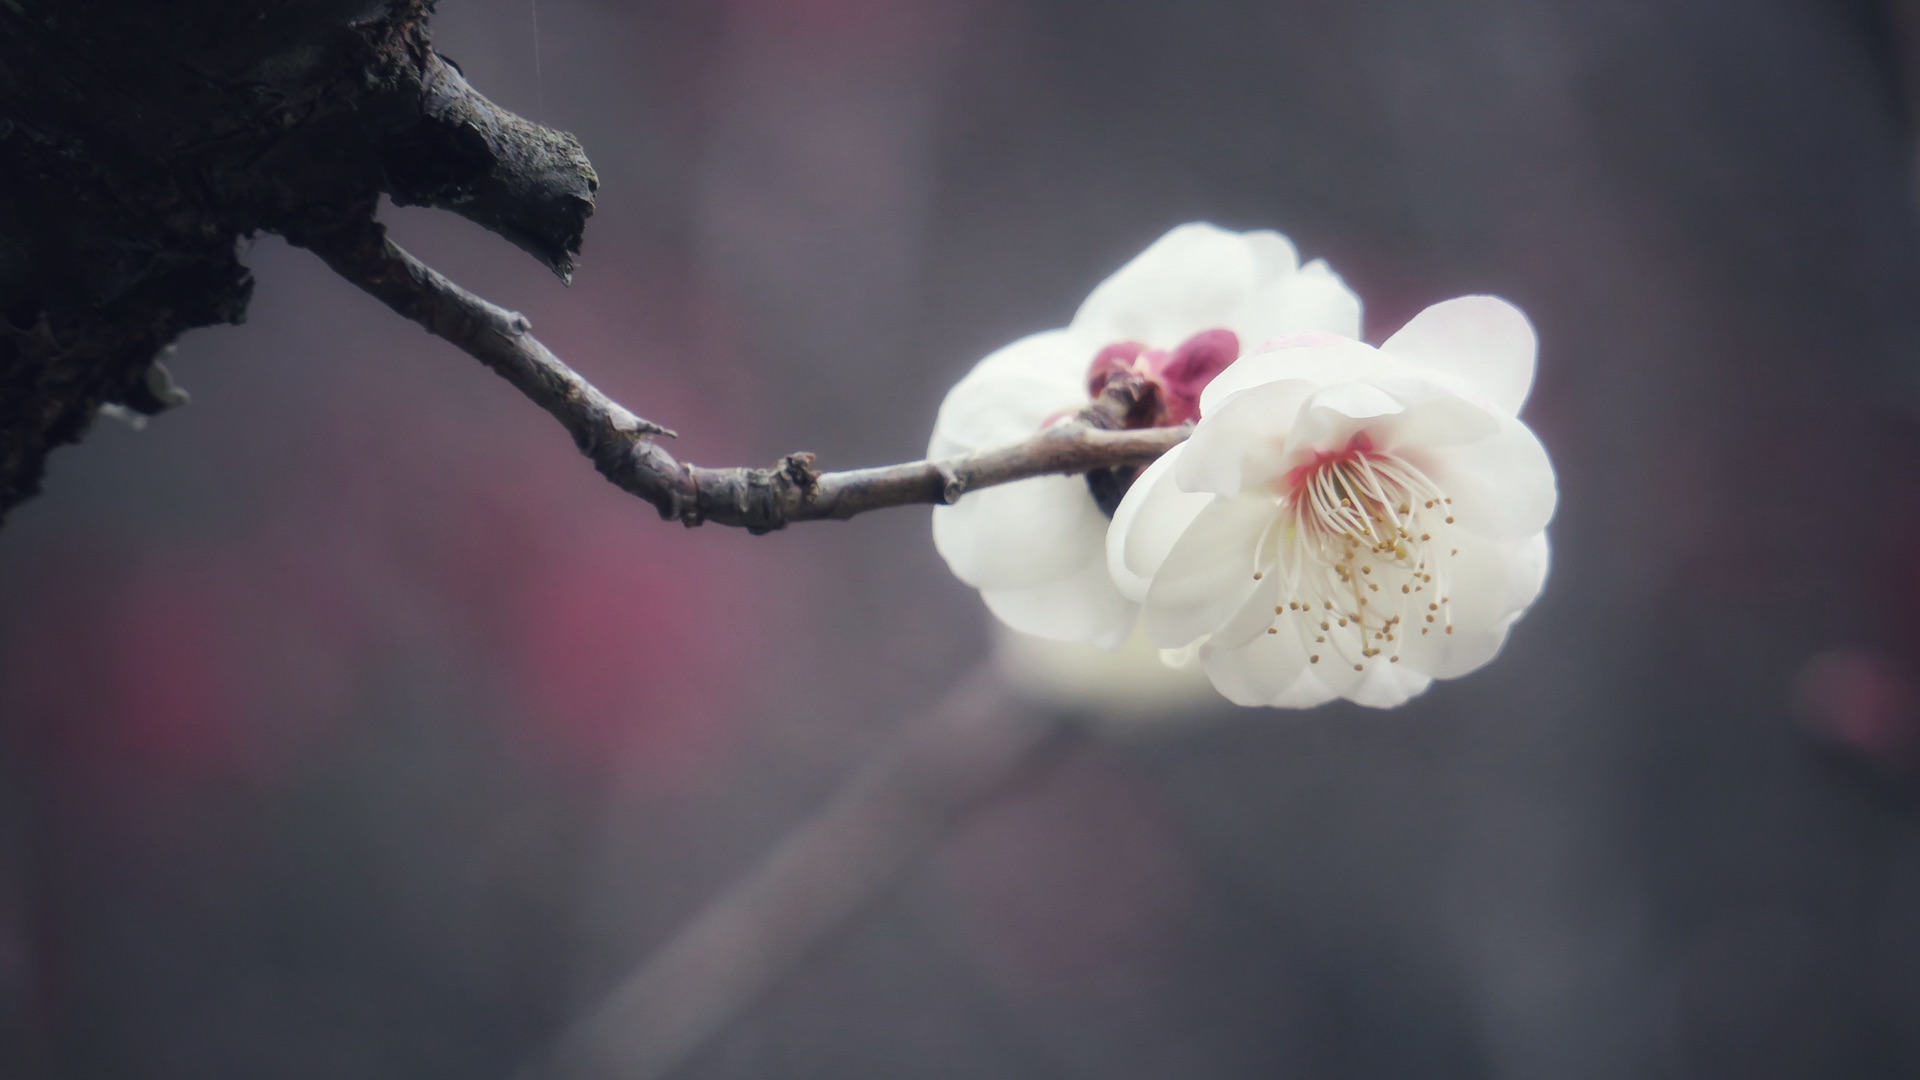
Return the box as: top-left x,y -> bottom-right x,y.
1254,433 -> 1461,671
1085,329 -> 1240,427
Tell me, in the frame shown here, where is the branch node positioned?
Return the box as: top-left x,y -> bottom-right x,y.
938,466 -> 965,504
669,463 -> 702,527
780,452 -> 820,492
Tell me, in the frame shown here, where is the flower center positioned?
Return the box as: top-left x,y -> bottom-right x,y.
1257,435 -> 1460,673
1085,329 -> 1240,428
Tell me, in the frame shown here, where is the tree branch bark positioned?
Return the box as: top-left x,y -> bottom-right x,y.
297,214 -> 1191,533
0,0 -> 596,524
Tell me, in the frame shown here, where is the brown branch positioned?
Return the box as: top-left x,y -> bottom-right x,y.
297,214 -> 1190,533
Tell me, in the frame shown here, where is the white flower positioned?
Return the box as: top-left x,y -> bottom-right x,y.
1107,297 -> 1556,708
929,223 -> 1362,647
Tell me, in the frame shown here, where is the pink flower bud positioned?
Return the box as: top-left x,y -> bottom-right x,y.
1155,329 -> 1240,424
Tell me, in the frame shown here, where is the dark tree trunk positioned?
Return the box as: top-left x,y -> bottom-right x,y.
0,0 -> 596,523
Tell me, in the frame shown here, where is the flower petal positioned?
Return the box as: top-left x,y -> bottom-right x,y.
1288,625 -> 1378,700
1227,243 -> 1361,346
1263,258 -> 1363,339
1073,223 -> 1264,345
1269,669 -> 1340,708
1446,530 -> 1551,637
1416,414 -> 1558,542
933,476 -> 1109,589
980,552 -> 1138,648
1196,617 -> 1314,706
1141,494 -> 1279,648
1242,229 -> 1304,278
1108,446 -> 1213,602
1273,383 -> 1408,470
928,329 -> 1088,458
1393,532 -> 1550,679
1362,378 -> 1501,452
1174,378 -> 1319,495
1348,664 -> 1436,709
1206,571 -> 1286,650
1380,296 -> 1537,416
1199,339 -> 1394,415
1197,613 -> 1433,708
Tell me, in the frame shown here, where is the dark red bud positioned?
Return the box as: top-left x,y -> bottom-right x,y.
1155,329 -> 1240,424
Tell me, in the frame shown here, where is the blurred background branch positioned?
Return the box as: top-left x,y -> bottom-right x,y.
533,665 -> 1066,1080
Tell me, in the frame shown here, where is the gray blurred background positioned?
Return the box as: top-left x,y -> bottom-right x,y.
7,0 -> 1920,1077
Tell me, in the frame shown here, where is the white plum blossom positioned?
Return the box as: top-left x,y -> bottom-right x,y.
929,223 -> 1362,647
1107,297 -> 1556,708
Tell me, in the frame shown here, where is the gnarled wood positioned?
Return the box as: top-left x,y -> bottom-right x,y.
0,0 -> 596,522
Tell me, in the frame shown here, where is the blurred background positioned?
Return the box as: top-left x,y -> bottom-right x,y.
8,0 -> 1920,1076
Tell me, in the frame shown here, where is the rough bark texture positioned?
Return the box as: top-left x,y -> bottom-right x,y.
0,0 -> 596,523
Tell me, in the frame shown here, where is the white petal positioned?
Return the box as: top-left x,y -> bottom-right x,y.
1394,532 -> 1549,679
980,552 -> 1139,648
1072,223 -> 1263,346
1380,296 -> 1537,416
1404,621 -> 1511,682
933,476 -> 1108,589
1273,384 -> 1407,467
1263,258 -> 1363,339
1173,378 -> 1318,495
1206,572 -> 1286,650
1447,530 -> 1551,636
957,326 -> 1092,387
1415,414 -> 1558,542
1347,664 -> 1436,709
1222,249 -> 1363,348
1141,495 -> 1279,648
1300,381 -> 1406,422
928,329 -> 1088,458
1196,618 -> 1314,706
1269,669 -> 1340,708
1108,446 -> 1213,602
1197,614 -> 1431,708
1199,339 -> 1394,415
1297,653 -> 1372,700
1364,382 -> 1501,454
1242,229 -> 1304,277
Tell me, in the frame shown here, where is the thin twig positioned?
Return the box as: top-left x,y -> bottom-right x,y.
296,215 -> 1189,533
525,665 -> 1070,1080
